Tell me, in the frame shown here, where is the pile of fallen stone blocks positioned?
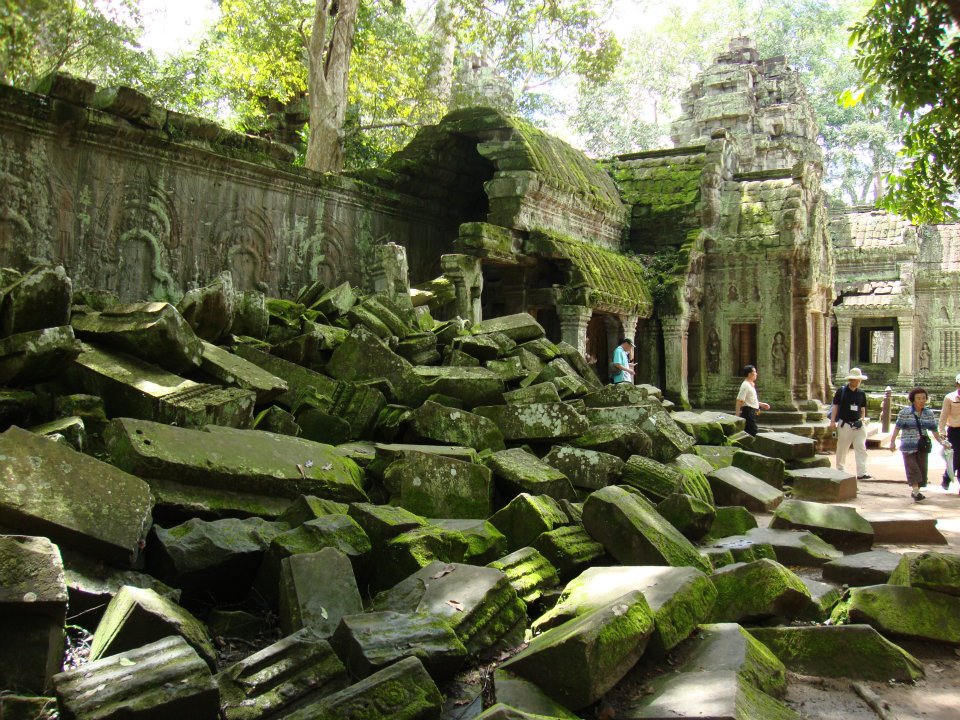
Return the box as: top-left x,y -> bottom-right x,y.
1,264 -> 958,720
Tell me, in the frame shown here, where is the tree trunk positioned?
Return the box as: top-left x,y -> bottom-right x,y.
305,0 -> 360,173
430,0 -> 457,109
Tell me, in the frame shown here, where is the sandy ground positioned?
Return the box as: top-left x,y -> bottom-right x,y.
767,445 -> 960,720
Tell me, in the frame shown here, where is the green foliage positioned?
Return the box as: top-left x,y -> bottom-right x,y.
849,0 -> 960,222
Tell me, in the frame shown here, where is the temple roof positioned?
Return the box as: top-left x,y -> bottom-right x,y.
828,208 -> 914,249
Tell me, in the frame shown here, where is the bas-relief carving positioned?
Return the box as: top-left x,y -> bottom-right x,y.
707,328 -> 721,374
211,206 -> 275,293
771,330 -> 788,377
112,183 -> 181,302
919,342 -> 931,372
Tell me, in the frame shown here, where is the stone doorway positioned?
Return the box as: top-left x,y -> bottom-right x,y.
586,314 -> 610,383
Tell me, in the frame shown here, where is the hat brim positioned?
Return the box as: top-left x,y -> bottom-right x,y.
845,374 -> 868,381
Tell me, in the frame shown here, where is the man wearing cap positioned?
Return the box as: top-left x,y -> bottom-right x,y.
938,373 -> 960,490
611,337 -> 635,384
829,367 -> 870,479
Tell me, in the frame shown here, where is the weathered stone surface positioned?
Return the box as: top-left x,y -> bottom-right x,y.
694,444 -> 737,469
671,410 -> 728,445
71,301 -> 203,374
500,591 -> 654,710
785,466 -> 857,501
90,586 -> 217,670
751,431 -> 816,460
704,505 -> 758,540
0,536 -> 66,694
533,565 -> 716,655
372,561 -> 526,656
488,494 -> 569,552
105,418 -> 367,503
28,415 -> 86,451
177,270 -> 235,342
671,452 -> 716,475
749,625 -> 924,682
278,496 -> 350,526
708,465 -> 784,512
199,340 -> 288,404
570,422 -> 652,459
656,492 -> 715,540
279,547 -> 363,636
0,426 -> 152,568
376,525 -> 471,590
414,366 -> 506,408
488,547 -> 561,605
492,672 -> 580,719
332,610 -> 468,679
861,510 -> 948,545
488,448 -> 576,501
642,410 -> 696,463
731,449 -> 785,489
385,450 -> 493,518
429,518 -> 506,564
217,629 -> 350,720
770,499 -> 873,551
407,400 -> 505,451
348,502 -> 427,547
254,404 -> 302,436
313,281 -> 357,317
71,343 -> 256,429
0,265 -> 71,337
709,559 -> 812,623
473,403 -> 589,441
702,535 -> 777,566
832,584 -> 960,644
54,636 -> 219,720
504,382 -> 561,405
822,549 -> 901,587
582,383 -> 650,407
800,576 -> 843,621
620,455 -> 685,502
472,313 -> 545,342
743,527 -> 842,567
582,486 -> 711,572
542,445 -> 624,491
533,524 -> 607,580
0,326 -> 81,385
206,609 -> 270,640
888,550 -> 960,596
674,623 -> 786,698
327,327 -> 426,406
585,404 -> 651,427
233,343 -> 338,408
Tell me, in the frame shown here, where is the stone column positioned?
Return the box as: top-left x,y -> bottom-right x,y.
371,242 -> 410,302
897,314 -> 915,385
556,304 -> 592,357
661,316 -> 689,407
440,254 -> 483,324
635,320 -> 660,387
835,315 -> 853,383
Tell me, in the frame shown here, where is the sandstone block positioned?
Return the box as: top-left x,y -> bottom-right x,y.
279,547 -> 363,637
770,499 -> 873,551
488,448 -> 576,502
710,559 -> 811,624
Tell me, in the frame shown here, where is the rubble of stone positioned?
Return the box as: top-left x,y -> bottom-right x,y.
1,265 -> 956,718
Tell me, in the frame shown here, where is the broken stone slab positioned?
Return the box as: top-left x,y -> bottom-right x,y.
619,668 -> 802,720
312,281 -> 357,317
743,527 -> 842,567
90,586 -> 217,670
429,519 -> 507,564
105,418 -> 367,503
707,465 -> 784,512
275,655 -> 443,720
784,466 -> 857,501
347,502 -> 427,548
456,332 -> 515,361
532,565 -> 717,656
702,535 -> 777,566
53,635 -> 219,720
822,549 -> 901,587
28,415 -> 86,452
384,450 -> 493,519
488,547 -> 561,605
799,577 -> 843,621
541,445 -> 624,491
570,423 -> 652,460
199,340 -> 288,404
332,610 -> 468,680
533,524 -> 608,581
504,382 -> 561,405
232,342 -> 338,409
785,454 -> 833,471
278,496 -> 350,526
279,547 -> 363,637
176,270 -> 235,342
217,629 -> 350,720
751,431 -> 816,460
694,444 -> 737,469
488,493 -> 570,552
556,341 -> 603,391
585,404 -> 652,427
0,426 -> 152,568
376,525 -> 472,591
620,456 -> 689,503
70,342 -> 256,429
206,609 -> 270,641
731,449 -> 785,489
487,448 -> 576,502
770,499 -> 874,551
473,402 -> 589,441
528,358 -> 591,398
704,506 -> 758,540
0,326 -> 81,385
582,485 -> 711,572
492,672 -> 580,719
326,327 -> 426,406
499,590 -> 655,711
748,624 -> 924,682
471,313 -> 545,342
671,410 -> 728,445
709,559 -> 812,624
641,410 -> 696,463
831,584 -> 960,644
71,301 -> 203,374
0,536 -> 67,694
670,452 -> 716,476
149,516 -> 288,604
372,561 -> 527,657
0,265 -> 71,337
582,383 -> 650,407
0,389 -> 44,428
888,550 -> 960,596
256,405 -> 302,436
346,293 -> 417,341
406,400 -> 505,451
656,493 -> 715,541
860,510 -> 947,544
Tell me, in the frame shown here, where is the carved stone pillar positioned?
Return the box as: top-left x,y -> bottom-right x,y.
897,314 -> 915,385
440,254 -> 483,324
835,315 -> 853,383
371,242 -> 410,301
635,320 -> 659,387
556,304 -> 592,357
661,316 -> 689,407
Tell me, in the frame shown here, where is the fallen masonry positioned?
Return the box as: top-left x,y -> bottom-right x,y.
2,266 -> 958,719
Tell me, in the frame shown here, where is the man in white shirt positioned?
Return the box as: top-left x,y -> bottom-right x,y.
735,364 -> 770,436
939,372 -> 960,490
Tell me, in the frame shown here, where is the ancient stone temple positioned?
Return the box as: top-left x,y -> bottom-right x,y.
608,37 -> 834,413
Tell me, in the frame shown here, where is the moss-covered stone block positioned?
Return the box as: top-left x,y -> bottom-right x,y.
570,423 -> 652,460
704,506 -> 759,540
888,550 -> 960,596
474,403 -> 589,442
487,448 -> 576,502
830,584 -> 960,644
488,547 -> 561,605
488,493 -> 570,552
385,450 -> 493,519
533,524 -> 607,581
657,492 -> 715,540
770,499 -> 873,552
541,445 -> 623,491
407,400 -> 505,451
709,559 -> 812,624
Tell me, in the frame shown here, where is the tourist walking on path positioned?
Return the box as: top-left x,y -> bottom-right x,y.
889,387 -> 944,502
829,367 -> 870,479
938,372 -> 960,491
735,364 -> 769,436
611,337 -> 635,384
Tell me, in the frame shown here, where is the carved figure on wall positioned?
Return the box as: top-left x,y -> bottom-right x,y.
728,284 -> 739,302
919,342 -> 931,371
707,328 -> 721,374
771,331 -> 788,377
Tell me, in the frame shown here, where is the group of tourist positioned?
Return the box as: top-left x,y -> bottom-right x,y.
736,364 -> 960,503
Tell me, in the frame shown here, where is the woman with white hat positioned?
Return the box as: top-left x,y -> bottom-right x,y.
938,372 -> 960,491
829,367 -> 870,479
